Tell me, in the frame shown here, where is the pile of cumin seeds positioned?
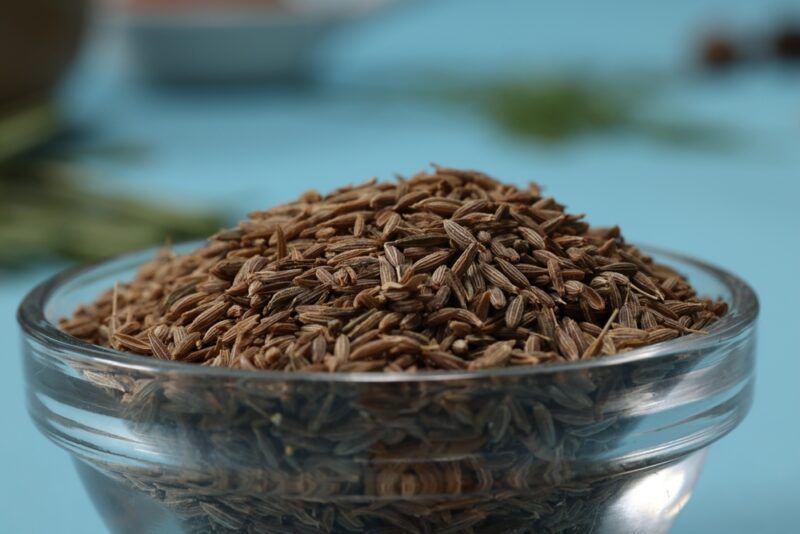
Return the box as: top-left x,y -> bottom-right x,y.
62,167 -> 727,372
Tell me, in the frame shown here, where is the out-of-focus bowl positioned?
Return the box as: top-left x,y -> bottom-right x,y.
0,0 -> 87,106
118,0 -> 405,83
19,243 -> 757,533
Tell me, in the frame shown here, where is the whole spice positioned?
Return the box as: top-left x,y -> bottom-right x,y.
57,167 -> 736,534
62,167 -> 726,371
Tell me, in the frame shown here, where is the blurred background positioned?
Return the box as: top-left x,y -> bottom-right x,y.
1,0 -> 798,531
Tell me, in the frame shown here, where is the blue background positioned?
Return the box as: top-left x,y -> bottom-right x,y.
1,0 -> 798,532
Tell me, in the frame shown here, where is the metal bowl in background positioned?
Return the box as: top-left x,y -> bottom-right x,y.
118,0 -> 407,84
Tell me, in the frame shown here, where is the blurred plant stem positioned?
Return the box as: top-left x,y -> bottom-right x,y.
0,101 -> 59,160
408,72 -> 734,147
0,103 -> 226,269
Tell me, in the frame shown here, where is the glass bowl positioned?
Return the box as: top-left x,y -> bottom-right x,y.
116,0 -> 410,84
19,243 -> 758,533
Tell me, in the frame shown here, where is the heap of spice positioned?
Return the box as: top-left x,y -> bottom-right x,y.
62,167 -> 726,372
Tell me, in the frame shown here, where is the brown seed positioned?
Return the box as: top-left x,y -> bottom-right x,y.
353,213 -> 365,237
583,309 -> 619,358
350,339 -> 399,361
582,284 -> 606,311
480,263 -> 518,294
382,211 -> 402,238
452,199 -> 490,218
383,244 -> 405,267
378,257 -> 396,286
411,249 -> 454,273
633,271 -> 665,300
443,219 -> 476,249
275,225 -> 287,260
412,197 -> 462,216
422,349 -> 468,370
312,335 -> 328,362
334,334 -> 350,361
112,332 -> 151,354
187,300 -> 229,333
555,327 -> 580,360
147,331 -> 171,360
533,402 -> 556,447
428,285 -> 452,311
468,341 -> 514,370
210,258 -> 245,280
494,257 -> 529,289
537,308 -> 557,340
599,262 -> 638,276
524,333 -> 541,353
505,295 -> 525,329
58,167 -> 731,532
394,191 -> 428,211
427,307 -> 482,327
62,166 -> 723,376
166,293 -> 207,320
617,302 -> 633,328
518,227 -> 546,250
547,259 -> 565,295
172,332 -> 202,359
474,290 -> 492,321
452,242 -> 478,277
488,287 -> 506,309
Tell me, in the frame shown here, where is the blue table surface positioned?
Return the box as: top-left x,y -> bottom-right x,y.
2,1 -> 798,532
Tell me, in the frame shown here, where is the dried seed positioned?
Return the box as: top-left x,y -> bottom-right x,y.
411,249 -> 454,273
378,257 -> 396,286
64,166 -> 723,378
353,213 -> 365,237
60,167 -> 729,532
505,295 -> 525,329
382,211 -> 402,238
468,341 -> 514,370
451,242 -> 478,277
275,225 -> 287,260
533,402 -> 556,447
488,287 -> 506,309
547,259 -> 565,295
480,263 -> 518,294
583,309 -> 619,358
494,257 -> 529,289
443,219 -> 476,249
172,332 -> 202,358
187,300 -> 229,333
383,244 -> 405,267
347,338 -> 396,360
147,330 -> 171,360
555,327 -> 580,360
112,332 -> 151,354
518,227 -> 546,250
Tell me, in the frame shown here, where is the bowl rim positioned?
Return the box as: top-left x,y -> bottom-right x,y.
18,242 -> 758,383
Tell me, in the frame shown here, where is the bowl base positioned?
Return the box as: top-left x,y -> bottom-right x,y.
74,449 -> 708,534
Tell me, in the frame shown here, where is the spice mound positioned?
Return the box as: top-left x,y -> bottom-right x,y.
62,167 -> 726,371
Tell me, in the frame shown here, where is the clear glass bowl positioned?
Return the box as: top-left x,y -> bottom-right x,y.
18,244 -> 758,534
